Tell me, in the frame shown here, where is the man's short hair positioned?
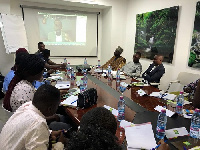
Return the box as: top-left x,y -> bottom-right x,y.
135,52 -> 141,57
33,84 -> 60,108
38,42 -> 44,47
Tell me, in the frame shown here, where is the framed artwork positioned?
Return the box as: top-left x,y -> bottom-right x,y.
188,2 -> 200,68
134,6 -> 179,63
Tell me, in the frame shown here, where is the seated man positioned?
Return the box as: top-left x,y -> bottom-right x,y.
36,42 -> 66,70
142,55 -> 165,83
102,46 -> 126,71
0,84 -> 65,149
192,80 -> 200,108
121,52 -> 142,77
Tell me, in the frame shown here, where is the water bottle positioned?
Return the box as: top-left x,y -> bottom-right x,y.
71,67 -> 75,80
84,58 -> 87,65
80,78 -> 85,93
117,96 -> 125,121
98,60 -> 101,68
108,64 -> 112,82
190,108 -> 200,138
176,91 -> 184,115
83,72 -> 88,89
67,63 -> 71,76
64,58 -> 67,63
156,109 -> 167,139
116,68 -> 120,83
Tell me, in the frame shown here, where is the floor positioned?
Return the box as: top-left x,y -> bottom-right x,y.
0,98 -> 13,132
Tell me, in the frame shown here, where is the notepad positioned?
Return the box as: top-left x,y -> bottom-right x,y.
125,122 -> 156,149
165,127 -> 189,139
60,95 -> 78,107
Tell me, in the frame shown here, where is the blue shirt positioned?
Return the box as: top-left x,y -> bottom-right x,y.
3,70 -> 49,92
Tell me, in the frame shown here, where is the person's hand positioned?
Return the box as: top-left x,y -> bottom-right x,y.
157,140 -> 170,150
61,63 -> 67,68
48,69 -> 55,74
51,130 -> 62,138
53,114 -> 60,122
58,132 -> 65,144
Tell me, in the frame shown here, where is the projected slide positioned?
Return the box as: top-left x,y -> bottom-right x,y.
38,12 -> 87,46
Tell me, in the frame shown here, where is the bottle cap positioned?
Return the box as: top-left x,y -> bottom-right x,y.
161,109 -> 166,113
195,108 -> 200,112
120,96 -> 123,99
180,91 -> 184,94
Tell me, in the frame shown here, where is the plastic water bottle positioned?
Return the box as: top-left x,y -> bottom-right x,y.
67,63 -> 71,76
80,78 -> 85,93
71,67 -> 75,80
190,108 -> 200,138
117,96 -> 125,121
98,60 -> 101,68
116,68 -> 120,83
64,58 -> 67,63
176,91 -> 184,115
156,109 -> 167,139
84,58 -> 87,65
83,72 -> 88,89
108,64 -> 112,82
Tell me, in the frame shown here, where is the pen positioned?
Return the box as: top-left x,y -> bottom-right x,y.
71,100 -> 77,104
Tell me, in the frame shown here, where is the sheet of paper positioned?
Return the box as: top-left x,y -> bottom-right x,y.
154,105 -> 175,117
55,81 -> 70,89
150,92 -> 176,100
60,95 -> 78,107
120,120 -> 134,128
165,127 -> 189,139
125,122 -> 156,149
137,89 -> 146,96
103,105 -> 118,117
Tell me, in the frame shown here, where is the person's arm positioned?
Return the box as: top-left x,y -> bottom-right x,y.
47,59 -> 57,65
131,64 -> 142,77
45,63 -> 66,70
46,114 -> 60,125
144,65 -> 165,82
193,80 -> 200,108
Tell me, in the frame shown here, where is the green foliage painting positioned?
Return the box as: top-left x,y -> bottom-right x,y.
188,2 -> 200,68
134,6 -> 179,63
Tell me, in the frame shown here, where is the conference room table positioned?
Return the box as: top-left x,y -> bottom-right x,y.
58,68 -> 198,149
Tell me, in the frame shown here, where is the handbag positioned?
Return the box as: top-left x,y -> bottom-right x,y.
77,88 -> 97,108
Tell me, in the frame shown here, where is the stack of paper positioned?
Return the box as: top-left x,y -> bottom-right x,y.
154,105 -> 175,117
60,95 -> 78,107
125,122 -> 156,149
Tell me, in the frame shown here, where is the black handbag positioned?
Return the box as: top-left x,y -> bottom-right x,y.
77,88 -> 97,108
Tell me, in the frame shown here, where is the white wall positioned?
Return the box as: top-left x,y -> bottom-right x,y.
125,0 -> 199,90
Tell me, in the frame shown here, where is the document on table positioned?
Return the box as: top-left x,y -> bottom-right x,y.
125,122 -> 156,150
154,105 -> 175,117
60,95 -> 78,107
165,127 -> 189,139
55,81 -> 70,89
150,92 -> 176,100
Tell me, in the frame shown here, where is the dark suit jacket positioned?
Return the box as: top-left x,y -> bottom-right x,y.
142,63 -> 165,83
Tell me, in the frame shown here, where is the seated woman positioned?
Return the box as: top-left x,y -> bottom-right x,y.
3,54 -> 45,112
67,107 -> 122,150
102,46 -> 126,71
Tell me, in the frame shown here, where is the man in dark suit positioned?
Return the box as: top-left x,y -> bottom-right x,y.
142,55 -> 165,83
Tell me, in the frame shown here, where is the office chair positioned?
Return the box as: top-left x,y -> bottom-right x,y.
165,72 -> 200,93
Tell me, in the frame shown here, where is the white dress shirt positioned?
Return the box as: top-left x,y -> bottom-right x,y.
0,101 -> 64,150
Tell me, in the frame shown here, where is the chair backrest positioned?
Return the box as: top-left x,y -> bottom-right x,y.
177,72 -> 200,85
168,72 -> 200,93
